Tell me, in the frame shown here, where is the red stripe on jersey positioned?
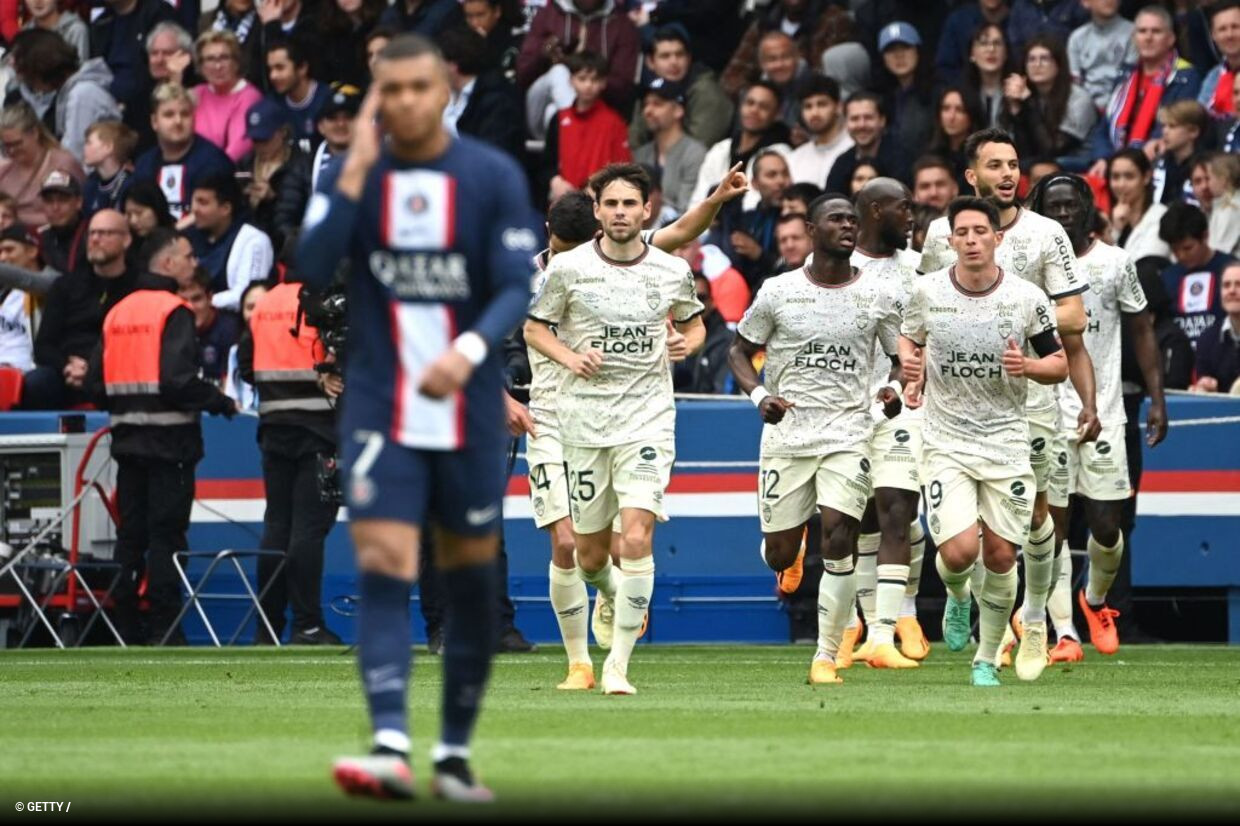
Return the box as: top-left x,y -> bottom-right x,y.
389,300 -> 405,443
444,176 -> 457,248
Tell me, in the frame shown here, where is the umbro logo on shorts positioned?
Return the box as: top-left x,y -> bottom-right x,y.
1031,438 -> 1046,451
640,446 -> 657,461
894,430 -> 910,443
1011,481 -> 1026,497
1096,441 -> 1112,455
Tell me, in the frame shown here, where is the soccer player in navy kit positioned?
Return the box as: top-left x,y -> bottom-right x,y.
296,35 -> 540,803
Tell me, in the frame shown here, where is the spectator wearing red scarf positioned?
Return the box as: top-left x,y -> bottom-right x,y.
1198,0 -> 1240,119
1087,6 -> 1202,176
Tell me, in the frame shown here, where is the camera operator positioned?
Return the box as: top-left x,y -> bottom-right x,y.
237,271 -> 343,645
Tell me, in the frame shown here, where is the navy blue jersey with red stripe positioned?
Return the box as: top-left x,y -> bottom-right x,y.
296,135 -> 539,452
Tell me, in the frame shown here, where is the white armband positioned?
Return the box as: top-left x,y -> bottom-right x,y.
452,332 -> 488,367
749,386 -> 771,407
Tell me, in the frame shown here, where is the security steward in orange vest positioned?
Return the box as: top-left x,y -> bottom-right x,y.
87,227 -> 238,645
237,279 -> 341,645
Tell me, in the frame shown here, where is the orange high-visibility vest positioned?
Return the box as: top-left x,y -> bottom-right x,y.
250,282 -> 332,416
102,290 -> 197,427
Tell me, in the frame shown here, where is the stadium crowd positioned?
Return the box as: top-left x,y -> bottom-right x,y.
0,0 -> 1238,646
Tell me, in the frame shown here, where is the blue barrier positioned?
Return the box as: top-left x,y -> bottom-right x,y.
1,394 -> 1237,644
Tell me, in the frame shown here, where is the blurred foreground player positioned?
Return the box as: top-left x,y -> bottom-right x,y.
297,34 -> 539,802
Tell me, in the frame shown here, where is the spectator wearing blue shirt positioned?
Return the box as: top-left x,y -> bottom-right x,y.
90,0 -> 176,136
1192,262 -> 1240,393
265,37 -> 331,154
1158,200 -> 1239,347
1006,0 -> 1090,56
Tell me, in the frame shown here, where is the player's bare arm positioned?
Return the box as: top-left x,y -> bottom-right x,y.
1128,309 -> 1168,446
897,335 -> 924,408
668,316 -> 706,362
1061,332 -> 1101,442
727,333 -> 794,424
649,162 -> 749,251
1053,293 -> 1087,335
524,318 -> 603,378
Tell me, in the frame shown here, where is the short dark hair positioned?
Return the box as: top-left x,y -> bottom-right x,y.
637,163 -> 663,192
1208,0 -> 1240,23
799,73 -> 841,104
265,36 -> 310,69
963,127 -> 1017,165
377,32 -> 444,64
948,196 -> 1001,230
140,227 -> 190,272
843,91 -> 884,117
807,192 -> 853,221
438,25 -> 489,77
181,266 -> 213,292
743,79 -> 783,106
751,148 -> 788,176
565,50 -> 608,77
366,25 -> 398,49
192,172 -> 242,216
776,211 -> 809,230
588,163 -> 652,204
649,25 -> 690,54
912,154 -> 955,180
1158,201 -> 1209,245
782,182 -> 823,209
547,191 -> 598,244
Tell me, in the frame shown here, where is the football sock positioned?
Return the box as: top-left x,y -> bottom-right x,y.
1086,534 -> 1124,607
870,563 -> 909,646
548,563 -> 590,665
855,532 -> 880,626
440,561 -> 497,748
576,553 -> 619,599
903,519 -> 926,608
975,563 -> 1017,665
1021,518 -> 1056,624
936,553 -> 974,602
816,556 -> 857,660
1049,543 -> 1078,640
358,572 -> 412,746
609,555 -> 654,673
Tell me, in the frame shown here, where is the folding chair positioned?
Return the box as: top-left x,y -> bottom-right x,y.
12,557 -> 125,648
162,549 -> 287,647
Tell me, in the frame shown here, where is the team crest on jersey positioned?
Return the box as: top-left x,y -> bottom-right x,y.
1008,237 -> 1030,272
406,193 -> 429,214
996,318 -> 1014,339
646,288 -> 660,310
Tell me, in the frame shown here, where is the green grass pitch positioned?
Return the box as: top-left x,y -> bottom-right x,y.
2,645 -> 1239,819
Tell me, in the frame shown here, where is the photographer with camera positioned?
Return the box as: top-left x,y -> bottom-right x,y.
237,273 -> 344,645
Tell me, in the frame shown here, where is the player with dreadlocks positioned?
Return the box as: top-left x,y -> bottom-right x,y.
1025,173 -> 1168,661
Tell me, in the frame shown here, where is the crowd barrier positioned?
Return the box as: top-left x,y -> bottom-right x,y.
1,393 -> 1237,644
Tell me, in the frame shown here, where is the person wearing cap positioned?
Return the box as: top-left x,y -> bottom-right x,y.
876,22 -> 935,157
309,82 -> 360,193
633,77 -> 706,216
439,25 -> 525,162
265,36 -> 331,155
85,223 -> 238,645
0,222 -> 61,297
239,97 -> 310,254
37,169 -> 89,279
0,225 -> 39,372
